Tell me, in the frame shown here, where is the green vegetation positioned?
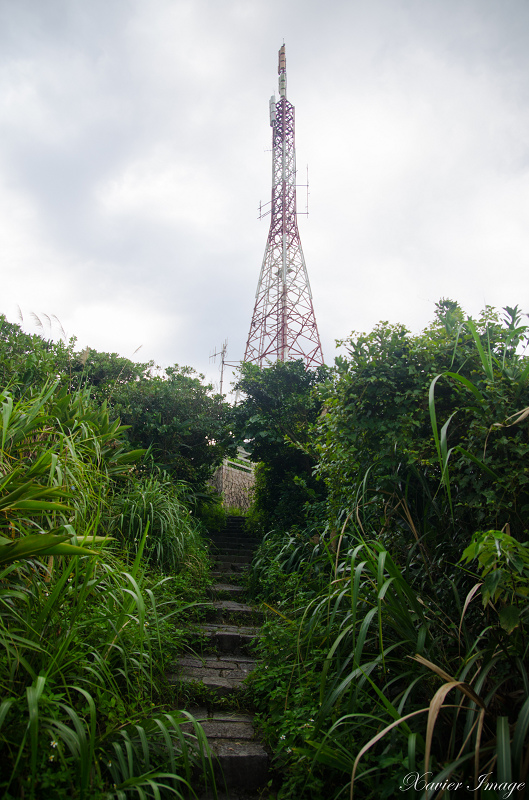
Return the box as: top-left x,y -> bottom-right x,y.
232,359 -> 329,532
3,299 -> 529,799
239,302 -> 529,799
0,318 -> 222,798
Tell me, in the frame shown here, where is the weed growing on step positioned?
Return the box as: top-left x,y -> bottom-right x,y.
173,678 -> 254,713
248,620 -> 334,799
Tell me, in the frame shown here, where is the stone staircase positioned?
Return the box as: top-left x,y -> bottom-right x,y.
167,516 -> 269,798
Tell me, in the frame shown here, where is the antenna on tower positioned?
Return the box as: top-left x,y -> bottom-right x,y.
243,45 -> 323,368
210,339 -> 229,395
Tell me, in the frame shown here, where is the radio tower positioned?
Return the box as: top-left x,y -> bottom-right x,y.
244,45 -> 324,368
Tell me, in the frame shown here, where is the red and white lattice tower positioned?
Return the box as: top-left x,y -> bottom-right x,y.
243,45 -> 324,368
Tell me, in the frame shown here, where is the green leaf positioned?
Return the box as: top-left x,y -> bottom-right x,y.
0,532 -> 100,565
499,605 -> 521,633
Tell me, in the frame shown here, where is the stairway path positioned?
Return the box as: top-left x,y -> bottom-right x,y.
167,516 -> 269,799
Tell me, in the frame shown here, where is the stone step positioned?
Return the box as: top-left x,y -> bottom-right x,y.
183,709 -> 255,738
213,552 -> 253,564
185,711 -> 269,796
208,528 -> 257,538
208,529 -> 259,539
210,739 -> 268,792
196,623 -> 260,654
199,792 -> 270,800
213,560 -> 250,574
178,517 -> 269,795
211,570 -> 246,582
207,600 -> 264,625
208,539 -> 260,551
209,541 -> 256,553
169,654 -> 256,697
209,583 -> 245,599
223,517 -> 248,529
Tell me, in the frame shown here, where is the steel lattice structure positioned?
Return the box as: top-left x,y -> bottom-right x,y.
244,46 -> 324,368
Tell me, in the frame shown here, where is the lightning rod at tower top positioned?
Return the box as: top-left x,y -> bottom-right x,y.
243,45 -> 324,369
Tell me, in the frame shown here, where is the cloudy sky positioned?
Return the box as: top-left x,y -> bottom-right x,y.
1,0 -> 529,391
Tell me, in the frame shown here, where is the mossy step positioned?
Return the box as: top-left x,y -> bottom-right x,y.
213,561 -> 250,574
211,571 -> 246,583
209,583 -> 245,599
208,536 -> 261,546
209,545 -> 257,556
213,553 -> 253,565
206,600 -> 264,625
196,623 -> 260,654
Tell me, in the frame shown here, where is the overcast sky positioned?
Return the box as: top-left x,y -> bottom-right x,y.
1,0 -> 529,391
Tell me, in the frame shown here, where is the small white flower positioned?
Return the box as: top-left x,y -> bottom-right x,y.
279,734 -> 286,740
49,754 -> 55,762
50,739 -> 58,748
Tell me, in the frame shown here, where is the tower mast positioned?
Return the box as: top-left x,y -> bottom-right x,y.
244,45 -> 324,368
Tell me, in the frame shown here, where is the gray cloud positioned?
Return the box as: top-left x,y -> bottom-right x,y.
1,0 -> 529,391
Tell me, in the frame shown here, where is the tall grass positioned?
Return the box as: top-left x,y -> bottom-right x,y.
0,547 -> 217,798
112,475 -> 204,573
247,311 -> 529,799
0,383 -> 217,797
250,527 -> 529,799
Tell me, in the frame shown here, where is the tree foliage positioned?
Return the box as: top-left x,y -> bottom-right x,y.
316,302 -> 529,560
112,365 -> 232,487
232,359 -> 329,530
0,316 -> 232,492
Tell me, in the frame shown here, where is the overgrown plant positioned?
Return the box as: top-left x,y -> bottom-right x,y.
248,302 -> 529,799
111,474 -> 206,572
0,379 -> 217,797
0,546 -> 218,799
